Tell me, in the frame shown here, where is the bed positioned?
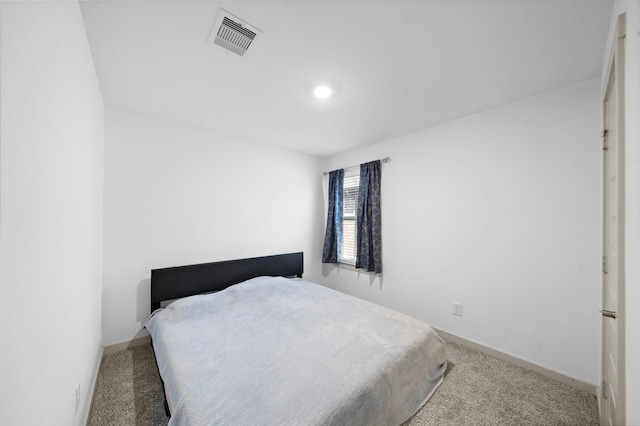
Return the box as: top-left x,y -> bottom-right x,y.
145,252 -> 446,426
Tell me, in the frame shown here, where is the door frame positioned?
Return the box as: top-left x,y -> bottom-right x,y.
600,12 -> 626,426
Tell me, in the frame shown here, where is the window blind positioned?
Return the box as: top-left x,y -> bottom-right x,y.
341,173 -> 359,264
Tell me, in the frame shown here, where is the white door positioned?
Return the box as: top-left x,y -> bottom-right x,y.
601,13 -> 625,426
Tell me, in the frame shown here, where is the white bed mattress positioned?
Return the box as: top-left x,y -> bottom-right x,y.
145,276 -> 446,426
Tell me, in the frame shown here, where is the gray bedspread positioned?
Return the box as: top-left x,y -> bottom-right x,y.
145,277 -> 446,426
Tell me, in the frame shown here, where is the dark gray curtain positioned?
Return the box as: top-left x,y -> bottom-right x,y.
356,160 -> 382,273
322,169 -> 344,264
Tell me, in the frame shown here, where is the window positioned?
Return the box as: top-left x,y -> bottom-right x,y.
341,170 -> 359,265
322,159 -> 382,273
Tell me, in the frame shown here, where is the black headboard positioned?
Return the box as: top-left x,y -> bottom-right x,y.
150,252 -> 304,311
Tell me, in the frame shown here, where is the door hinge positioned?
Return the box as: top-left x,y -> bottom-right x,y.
602,380 -> 608,399
602,129 -> 609,151
601,309 -> 617,319
602,255 -> 607,274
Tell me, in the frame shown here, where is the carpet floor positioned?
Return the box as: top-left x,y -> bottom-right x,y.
87,340 -> 598,425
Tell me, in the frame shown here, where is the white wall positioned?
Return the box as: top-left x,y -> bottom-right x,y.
321,79 -> 601,385
0,2 -> 104,425
604,2 -> 640,423
103,106 -> 325,344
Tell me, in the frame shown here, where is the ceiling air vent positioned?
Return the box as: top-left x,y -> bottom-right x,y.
208,10 -> 262,57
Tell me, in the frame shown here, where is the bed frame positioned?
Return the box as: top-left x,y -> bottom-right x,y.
150,252 -> 304,311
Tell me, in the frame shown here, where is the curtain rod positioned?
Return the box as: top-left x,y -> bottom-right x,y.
323,157 -> 390,175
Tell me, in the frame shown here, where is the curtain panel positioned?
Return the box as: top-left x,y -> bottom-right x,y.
322,169 -> 344,264
356,160 -> 382,273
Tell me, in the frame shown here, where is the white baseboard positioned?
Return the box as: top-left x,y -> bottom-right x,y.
103,334 -> 151,355
433,327 -> 598,396
83,345 -> 104,426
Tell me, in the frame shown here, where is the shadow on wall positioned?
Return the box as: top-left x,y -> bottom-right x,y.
321,263 -> 384,290
136,278 -> 151,338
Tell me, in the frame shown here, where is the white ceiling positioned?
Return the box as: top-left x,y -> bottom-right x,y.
80,0 -> 613,158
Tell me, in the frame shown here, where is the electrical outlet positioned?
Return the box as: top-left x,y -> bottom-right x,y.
75,381 -> 81,412
452,302 -> 462,316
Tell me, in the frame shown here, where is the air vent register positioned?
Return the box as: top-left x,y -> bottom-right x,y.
208,10 -> 261,57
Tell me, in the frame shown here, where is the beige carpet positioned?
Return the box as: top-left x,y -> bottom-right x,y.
402,342 -> 598,426
88,343 -> 162,425
87,340 -> 598,425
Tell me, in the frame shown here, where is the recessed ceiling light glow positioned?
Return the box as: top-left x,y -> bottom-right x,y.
312,84 -> 334,100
